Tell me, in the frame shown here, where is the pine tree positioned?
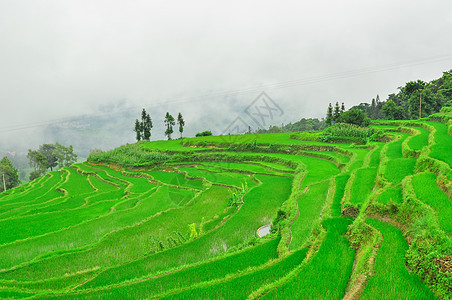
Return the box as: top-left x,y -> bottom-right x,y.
326,103 -> 334,126
135,108 -> 152,141
333,102 -> 341,122
134,119 -> 142,141
370,98 -> 376,119
177,112 -> 185,138
164,112 -> 175,140
341,102 -> 345,114
375,94 -> 382,119
143,113 -> 153,141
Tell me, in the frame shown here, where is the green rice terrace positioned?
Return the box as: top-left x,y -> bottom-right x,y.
1,109 -> 452,299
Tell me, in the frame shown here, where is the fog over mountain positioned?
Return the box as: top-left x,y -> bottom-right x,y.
1,0 -> 452,156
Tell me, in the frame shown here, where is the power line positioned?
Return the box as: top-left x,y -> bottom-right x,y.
1,53 -> 452,134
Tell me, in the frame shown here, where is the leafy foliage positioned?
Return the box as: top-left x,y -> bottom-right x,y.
134,108 -> 153,141
177,112 -> 185,138
195,130 -> 212,137
228,182 -> 249,206
87,144 -> 171,167
53,143 -> 77,168
38,144 -> 58,171
340,108 -> 371,127
27,150 -> 48,180
256,118 -> 325,133
0,157 -> 20,192
322,123 -> 381,144
164,112 -> 176,140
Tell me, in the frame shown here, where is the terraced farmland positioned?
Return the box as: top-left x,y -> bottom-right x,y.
1,114 -> 452,299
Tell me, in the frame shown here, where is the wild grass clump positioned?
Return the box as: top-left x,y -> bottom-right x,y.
322,123 -> 383,143
427,112 -> 452,123
87,143 -> 171,167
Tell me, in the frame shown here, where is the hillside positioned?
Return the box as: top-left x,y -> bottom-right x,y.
0,110 -> 451,299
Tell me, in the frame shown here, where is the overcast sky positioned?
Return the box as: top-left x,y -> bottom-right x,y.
1,0 -> 452,147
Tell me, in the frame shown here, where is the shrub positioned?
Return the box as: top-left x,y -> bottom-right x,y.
427,112 -> 452,123
270,209 -> 287,234
340,109 -> 371,127
440,106 -> 452,113
195,131 -> 213,137
322,123 -> 382,144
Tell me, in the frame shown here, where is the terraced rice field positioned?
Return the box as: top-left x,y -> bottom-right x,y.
0,116 -> 451,299
361,219 -> 434,299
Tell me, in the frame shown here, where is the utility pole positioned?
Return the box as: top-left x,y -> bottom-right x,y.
419,90 -> 422,119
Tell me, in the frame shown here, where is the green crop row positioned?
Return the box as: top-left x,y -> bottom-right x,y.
36,238 -> 281,299
162,247 -> 309,299
54,175 -> 290,289
367,175 -> 452,298
361,219 -> 435,299
412,172 -> 452,234
290,181 -> 331,250
263,218 -> 354,299
427,122 -> 452,168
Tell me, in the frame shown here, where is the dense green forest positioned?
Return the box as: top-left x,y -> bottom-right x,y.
352,70 -> 452,120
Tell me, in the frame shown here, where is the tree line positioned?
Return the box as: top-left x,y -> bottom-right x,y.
351,70 -> 452,121
0,143 -> 78,191
255,118 -> 326,134
134,109 -> 185,141
323,70 -> 452,127
27,143 -> 77,181
325,102 -> 371,127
